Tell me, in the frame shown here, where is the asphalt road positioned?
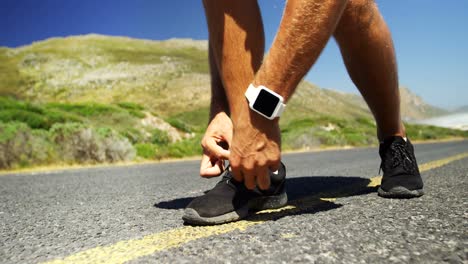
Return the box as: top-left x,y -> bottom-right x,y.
1,140 -> 467,263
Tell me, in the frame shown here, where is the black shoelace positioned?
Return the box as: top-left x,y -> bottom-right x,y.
380,142 -> 415,174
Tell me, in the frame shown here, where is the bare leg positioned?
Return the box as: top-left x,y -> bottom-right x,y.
334,0 -> 405,141
204,0 -> 348,189
207,44 -> 230,119
202,0 -> 265,118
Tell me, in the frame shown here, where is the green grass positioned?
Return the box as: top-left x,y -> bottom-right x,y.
167,107 -> 209,133
0,97 -> 84,129
405,123 -> 468,140
134,133 -> 202,160
281,116 -> 377,149
45,102 -> 121,116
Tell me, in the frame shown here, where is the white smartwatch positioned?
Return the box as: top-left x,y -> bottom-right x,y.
245,84 -> 286,120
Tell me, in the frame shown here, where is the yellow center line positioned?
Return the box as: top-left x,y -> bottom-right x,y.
43,152 -> 468,264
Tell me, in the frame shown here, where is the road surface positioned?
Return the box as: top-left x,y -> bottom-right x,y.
1,140 -> 467,263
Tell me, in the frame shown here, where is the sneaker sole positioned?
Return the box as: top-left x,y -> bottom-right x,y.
378,186 -> 424,198
182,192 -> 288,226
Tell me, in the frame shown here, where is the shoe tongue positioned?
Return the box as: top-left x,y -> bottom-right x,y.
380,136 -> 406,157
382,136 -> 406,146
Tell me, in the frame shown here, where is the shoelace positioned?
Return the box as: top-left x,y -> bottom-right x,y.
217,166 -> 240,189
380,142 -> 415,174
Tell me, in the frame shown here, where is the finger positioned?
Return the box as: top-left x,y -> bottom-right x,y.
268,159 -> 281,172
243,171 -> 257,190
206,138 -> 230,159
231,164 -> 243,182
240,158 -> 256,189
200,154 -> 223,177
224,127 -> 233,146
255,166 -> 270,190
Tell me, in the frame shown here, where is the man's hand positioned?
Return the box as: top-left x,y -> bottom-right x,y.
200,112 -> 233,177
230,105 -> 281,190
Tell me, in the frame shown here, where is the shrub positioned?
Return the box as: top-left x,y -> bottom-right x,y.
165,118 -> 192,133
115,102 -> 146,118
0,109 -> 50,129
0,97 -> 84,130
50,123 -> 135,163
127,109 -> 146,118
0,122 -> 56,169
121,128 -> 144,144
116,102 -> 145,111
135,143 -> 157,159
150,129 -> 170,145
0,122 -> 31,168
0,96 -> 44,114
42,108 -> 83,124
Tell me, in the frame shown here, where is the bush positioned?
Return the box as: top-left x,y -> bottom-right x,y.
0,122 -> 56,169
135,143 -> 157,159
165,118 -> 192,133
116,102 -> 145,111
0,109 -> 50,129
115,102 -> 146,118
121,128 -> 144,144
42,108 -> 83,124
0,97 -> 83,129
150,129 -> 170,145
50,123 -> 135,163
0,96 -> 43,114
0,122 -> 32,168
127,109 -> 146,118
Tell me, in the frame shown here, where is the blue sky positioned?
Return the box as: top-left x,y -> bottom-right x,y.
1,0 -> 467,109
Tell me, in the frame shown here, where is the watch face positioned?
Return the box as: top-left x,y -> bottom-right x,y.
253,89 -> 280,117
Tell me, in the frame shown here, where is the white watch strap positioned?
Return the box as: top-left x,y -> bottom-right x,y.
276,102 -> 286,117
245,83 -> 259,102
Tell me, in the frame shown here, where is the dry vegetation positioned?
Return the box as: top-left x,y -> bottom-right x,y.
0,34 -> 464,170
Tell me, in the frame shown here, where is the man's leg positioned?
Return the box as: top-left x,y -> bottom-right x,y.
183,1 -> 288,225
334,0 -> 424,198
333,0 -> 404,141
202,0 -> 264,117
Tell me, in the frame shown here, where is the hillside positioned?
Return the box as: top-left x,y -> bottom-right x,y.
454,105 -> 468,113
0,35 -> 210,116
1,34 -> 465,170
1,34 -> 444,121
399,87 -> 448,120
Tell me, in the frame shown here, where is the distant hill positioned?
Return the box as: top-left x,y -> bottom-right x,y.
454,105 -> 468,113
0,34 -> 444,121
399,87 -> 448,120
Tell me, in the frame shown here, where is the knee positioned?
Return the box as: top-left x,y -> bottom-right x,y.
344,0 -> 378,21
334,0 -> 379,36
347,0 -> 376,11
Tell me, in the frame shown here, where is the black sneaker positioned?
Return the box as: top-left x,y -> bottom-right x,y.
183,163 -> 288,225
378,136 -> 424,198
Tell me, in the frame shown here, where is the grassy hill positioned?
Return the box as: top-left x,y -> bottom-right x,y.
1,35 -> 210,116
0,34 -> 445,120
0,34 -> 465,170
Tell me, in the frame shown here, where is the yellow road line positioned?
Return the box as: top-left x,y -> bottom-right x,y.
43,152 -> 468,264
